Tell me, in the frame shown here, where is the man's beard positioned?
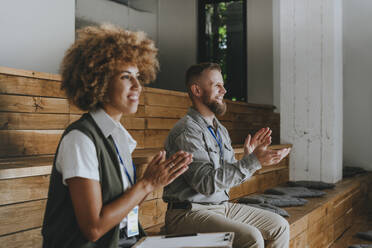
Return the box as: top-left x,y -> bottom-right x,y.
202,93 -> 227,116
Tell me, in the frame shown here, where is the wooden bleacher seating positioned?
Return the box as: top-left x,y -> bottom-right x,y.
0,66 -> 370,248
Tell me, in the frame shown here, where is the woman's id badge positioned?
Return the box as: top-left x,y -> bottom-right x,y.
127,206 -> 139,237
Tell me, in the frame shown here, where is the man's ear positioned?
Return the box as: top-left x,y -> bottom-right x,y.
191,84 -> 202,97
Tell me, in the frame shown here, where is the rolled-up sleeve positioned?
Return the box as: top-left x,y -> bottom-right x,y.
172,128 -> 261,196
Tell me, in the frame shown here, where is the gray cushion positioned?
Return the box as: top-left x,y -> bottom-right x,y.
349,245 -> 372,248
357,231 -> 372,241
287,180 -> 335,190
264,186 -> 326,198
244,203 -> 290,217
343,166 -> 368,178
238,194 -> 308,207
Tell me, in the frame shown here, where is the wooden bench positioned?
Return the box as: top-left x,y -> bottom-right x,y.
287,173 -> 372,248
0,66 -> 288,247
1,66 -> 370,248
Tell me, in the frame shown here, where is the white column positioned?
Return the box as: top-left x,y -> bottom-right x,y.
279,0 -> 343,183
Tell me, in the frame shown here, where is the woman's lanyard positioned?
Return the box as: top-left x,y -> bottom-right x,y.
112,140 -> 136,186
207,126 -> 224,160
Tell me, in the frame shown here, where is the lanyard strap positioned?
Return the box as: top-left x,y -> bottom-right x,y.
112,140 -> 136,186
207,126 -> 223,159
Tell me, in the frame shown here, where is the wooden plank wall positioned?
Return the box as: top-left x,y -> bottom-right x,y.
0,68 -> 370,248
0,68 -> 280,158
0,66 -> 283,247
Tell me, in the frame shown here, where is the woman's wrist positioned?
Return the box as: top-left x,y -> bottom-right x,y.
137,178 -> 154,195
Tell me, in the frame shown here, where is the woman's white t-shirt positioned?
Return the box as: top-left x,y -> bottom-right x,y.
55,108 -> 137,228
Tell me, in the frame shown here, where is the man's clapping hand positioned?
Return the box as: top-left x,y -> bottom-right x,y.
244,127 -> 272,155
244,127 -> 291,167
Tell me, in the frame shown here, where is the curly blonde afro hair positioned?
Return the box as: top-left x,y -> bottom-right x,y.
60,24 -> 159,111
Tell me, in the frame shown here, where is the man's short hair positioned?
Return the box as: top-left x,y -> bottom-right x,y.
185,62 -> 221,97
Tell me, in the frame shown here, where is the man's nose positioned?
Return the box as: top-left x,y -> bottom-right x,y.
221,85 -> 227,94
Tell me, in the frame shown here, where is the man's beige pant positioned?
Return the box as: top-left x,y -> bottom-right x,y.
165,202 -> 289,248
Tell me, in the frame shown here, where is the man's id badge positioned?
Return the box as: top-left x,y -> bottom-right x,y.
127,206 -> 139,237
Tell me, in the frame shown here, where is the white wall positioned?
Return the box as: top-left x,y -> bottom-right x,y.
247,0 -> 274,105
0,0 -> 75,74
343,0 -> 372,170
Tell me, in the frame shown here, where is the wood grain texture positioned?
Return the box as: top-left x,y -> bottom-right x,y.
289,215 -> 308,240
0,227 -> 42,248
330,212 -> 372,248
0,199 -> 46,236
0,150 -> 159,180
0,66 -> 61,81
0,175 -> 49,205
0,130 -> 62,157
289,230 -> 307,248
139,199 -> 167,229
0,95 -> 69,114
0,112 -> 70,130
229,175 -> 259,200
144,130 -> 168,148
0,74 -> 64,97
144,105 -> 188,118
120,117 -> 145,130
0,163 -> 52,180
146,118 -> 178,130
145,92 -> 191,108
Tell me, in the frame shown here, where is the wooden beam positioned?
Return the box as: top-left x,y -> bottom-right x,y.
146,118 -> 178,130
0,227 -> 42,248
0,199 -> 46,236
0,95 -> 69,114
0,112 -> 70,130
0,66 -> 61,81
0,74 -> 64,98
144,130 -> 168,148
121,117 -> 145,130
144,105 -> 188,118
0,130 -> 62,157
0,175 -> 49,205
145,92 -> 191,108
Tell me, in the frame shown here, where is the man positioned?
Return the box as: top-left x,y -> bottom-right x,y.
163,63 -> 291,248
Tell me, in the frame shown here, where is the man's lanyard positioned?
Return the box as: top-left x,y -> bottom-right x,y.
207,126 -> 223,160
112,140 -> 136,186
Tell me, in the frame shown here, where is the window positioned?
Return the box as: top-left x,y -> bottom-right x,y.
198,0 -> 247,101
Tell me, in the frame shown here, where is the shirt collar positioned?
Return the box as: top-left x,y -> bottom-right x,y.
90,108 -> 119,138
187,107 -> 222,130
89,108 -> 137,153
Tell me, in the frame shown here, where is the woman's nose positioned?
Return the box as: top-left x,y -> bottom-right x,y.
132,77 -> 142,92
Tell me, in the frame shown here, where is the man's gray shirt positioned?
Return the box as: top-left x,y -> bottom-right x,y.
163,107 -> 262,204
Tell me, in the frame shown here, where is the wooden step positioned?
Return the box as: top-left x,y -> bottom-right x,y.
287,173 -> 372,247
0,144 -> 292,180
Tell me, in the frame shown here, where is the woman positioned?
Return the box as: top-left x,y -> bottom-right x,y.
42,24 -> 192,248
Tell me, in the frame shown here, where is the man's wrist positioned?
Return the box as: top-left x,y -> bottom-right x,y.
242,152 -> 262,171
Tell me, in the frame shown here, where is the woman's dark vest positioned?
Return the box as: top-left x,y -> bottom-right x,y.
42,113 -> 130,248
